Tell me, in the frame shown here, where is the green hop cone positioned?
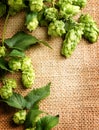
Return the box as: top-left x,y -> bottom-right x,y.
0,46 -> 6,57
59,3 -> 80,19
8,0 -> 25,15
0,85 -> 13,99
72,0 -> 87,8
3,78 -> 17,89
22,68 -> 35,88
21,56 -> 35,88
44,7 -> 58,21
13,110 -> 27,125
8,58 -> 22,71
21,56 -> 32,71
61,23 -> 84,57
29,0 -> 43,12
25,128 -> 35,130
48,20 -> 66,37
79,14 -> 99,43
0,2 -> 6,17
25,12 -> 39,31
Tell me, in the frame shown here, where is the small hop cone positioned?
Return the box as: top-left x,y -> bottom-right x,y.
72,0 -> 87,8
3,78 -> 17,89
44,7 -> 58,21
25,12 -> 38,31
59,3 -> 80,19
0,46 -> 6,57
48,20 -> 66,37
13,110 -> 27,125
79,14 -> 99,43
8,58 -> 22,71
8,0 -> 25,15
0,85 -> 13,99
21,57 -> 35,88
29,0 -> 43,12
61,23 -> 84,57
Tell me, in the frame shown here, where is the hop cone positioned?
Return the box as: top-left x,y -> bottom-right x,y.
13,110 -> 27,125
8,0 -> 25,15
61,23 -> 84,57
59,3 -> 80,19
29,0 -> 43,12
0,85 -> 13,99
44,7 -> 58,21
79,14 -> 99,43
8,58 -> 22,71
3,78 -> 17,89
72,0 -> 87,8
0,46 -> 6,57
25,12 -> 38,31
21,57 -> 35,88
48,20 -> 66,37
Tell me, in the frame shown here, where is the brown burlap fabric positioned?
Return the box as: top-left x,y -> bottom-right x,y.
0,0 -> 99,130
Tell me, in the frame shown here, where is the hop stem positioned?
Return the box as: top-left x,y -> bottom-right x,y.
2,13 -> 9,45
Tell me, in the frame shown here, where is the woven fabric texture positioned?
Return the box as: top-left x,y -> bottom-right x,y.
0,0 -> 99,130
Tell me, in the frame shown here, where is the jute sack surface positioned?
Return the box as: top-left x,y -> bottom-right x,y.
0,0 -> 99,129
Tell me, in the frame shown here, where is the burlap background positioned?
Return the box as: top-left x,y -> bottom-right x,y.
0,0 -> 99,130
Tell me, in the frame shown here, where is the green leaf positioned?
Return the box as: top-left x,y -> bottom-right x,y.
8,49 -> 25,57
25,109 -> 43,128
4,31 -> 39,51
25,82 -> 51,109
36,115 -> 59,130
0,58 -> 11,72
2,92 -> 26,109
39,40 -> 52,49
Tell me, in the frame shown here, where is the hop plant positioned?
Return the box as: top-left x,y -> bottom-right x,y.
3,78 -> 17,89
48,20 -> 66,37
79,14 -> 99,43
8,58 -> 22,71
72,0 -> 87,8
0,46 -> 6,57
25,12 -> 39,32
59,3 -> 80,19
61,23 -> 84,57
0,85 -> 13,99
0,2 -> 6,17
29,0 -> 43,12
13,110 -> 27,125
21,57 -> 35,88
8,0 -> 25,15
44,7 -> 58,21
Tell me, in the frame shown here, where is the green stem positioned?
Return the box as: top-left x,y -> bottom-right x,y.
52,0 -> 55,7
2,13 -> 9,45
